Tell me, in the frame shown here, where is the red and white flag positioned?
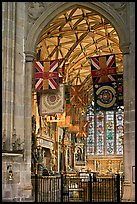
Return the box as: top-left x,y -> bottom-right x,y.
34,59 -> 59,91
90,54 -> 117,84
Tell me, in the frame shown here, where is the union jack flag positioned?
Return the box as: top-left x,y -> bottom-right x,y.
90,54 -> 117,84
34,60 -> 59,91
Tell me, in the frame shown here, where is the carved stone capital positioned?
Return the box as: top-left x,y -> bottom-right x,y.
120,42 -> 130,55
24,51 -> 35,62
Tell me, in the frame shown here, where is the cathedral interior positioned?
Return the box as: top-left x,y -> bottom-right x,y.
31,7 -> 124,176
2,2 -> 135,202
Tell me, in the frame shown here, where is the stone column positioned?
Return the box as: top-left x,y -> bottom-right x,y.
121,22 -> 135,202
24,52 -> 35,162
13,2 -> 26,148
2,2 -> 16,150
23,51 -> 35,199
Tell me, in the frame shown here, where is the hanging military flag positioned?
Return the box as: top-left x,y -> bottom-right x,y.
90,54 -> 117,84
65,102 -> 71,118
94,81 -> 117,111
34,59 -> 59,91
68,125 -> 79,133
70,85 -> 88,107
117,73 -> 123,106
71,106 -> 80,125
76,118 -> 88,138
39,84 -> 64,115
68,106 -> 80,132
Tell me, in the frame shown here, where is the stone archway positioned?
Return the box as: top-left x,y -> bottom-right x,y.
24,2 -> 134,201
25,2 -> 129,53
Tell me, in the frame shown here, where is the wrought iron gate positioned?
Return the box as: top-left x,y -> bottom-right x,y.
61,173 -> 124,202
32,174 -> 61,202
32,173 -> 124,202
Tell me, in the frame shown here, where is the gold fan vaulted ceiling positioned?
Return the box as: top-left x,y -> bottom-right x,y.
36,6 -> 123,88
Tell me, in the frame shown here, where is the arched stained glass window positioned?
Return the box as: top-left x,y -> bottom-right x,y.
86,105 -> 124,156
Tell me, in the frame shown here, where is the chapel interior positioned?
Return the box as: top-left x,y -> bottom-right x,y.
31,7 -> 124,177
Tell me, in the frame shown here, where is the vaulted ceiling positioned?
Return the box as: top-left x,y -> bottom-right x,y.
36,6 -> 123,96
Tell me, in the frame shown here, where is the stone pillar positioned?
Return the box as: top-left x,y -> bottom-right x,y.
122,55 -> 135,202
121,4 -> 135,200
13,2 -> 26,149
2,2 -> 16,150
24,52 -> 35,161
2,2 -> 27,150
22,52 -> 35,199
2,2 -> 34,201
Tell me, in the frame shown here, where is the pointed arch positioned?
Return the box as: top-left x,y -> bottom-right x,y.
25,2 -> 129,55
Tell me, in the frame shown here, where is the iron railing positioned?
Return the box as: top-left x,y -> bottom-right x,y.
31,173 -> 124,202
31,174 -> 61,202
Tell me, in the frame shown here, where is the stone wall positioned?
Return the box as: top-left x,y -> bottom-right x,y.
2,2 -> 32,201
2,152 -> 33,202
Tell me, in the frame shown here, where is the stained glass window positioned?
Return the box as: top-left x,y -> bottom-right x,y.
106,111 -> 115,155
116,106 -> 124,154
86,104 -> 95,155
96,111 -> 105,155
86,106 -> 124,156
